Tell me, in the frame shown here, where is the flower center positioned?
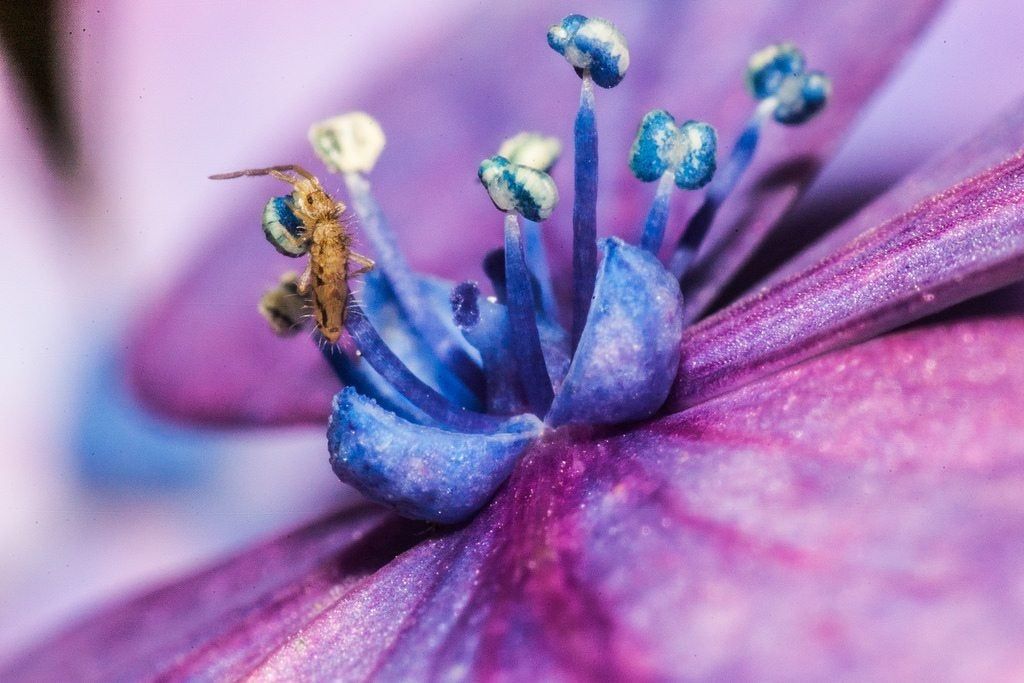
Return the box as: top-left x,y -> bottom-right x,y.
212,15 -> 830,523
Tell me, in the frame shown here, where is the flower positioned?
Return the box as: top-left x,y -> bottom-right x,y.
8,0 -> 1024,680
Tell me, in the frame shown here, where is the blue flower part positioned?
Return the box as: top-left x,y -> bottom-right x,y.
628,109 -> 679,182
745,43 -> 806,99
546,14 -> 588,55
450,281 -> 481,329
547,14 -> 629,88
261,195 -> 307,256
361,271 -> 481,410
478,155 -> 559,222
497,132 -> 562,173
453,286 -> 528,415
328,388 -> 542,524
674,120 -> 718,190
546,238 -> 683,427
773,70 -> 832,125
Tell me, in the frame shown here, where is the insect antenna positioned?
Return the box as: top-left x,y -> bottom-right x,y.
209,164 -> 317,185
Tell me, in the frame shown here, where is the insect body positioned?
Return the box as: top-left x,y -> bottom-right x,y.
210,165 -> 375,343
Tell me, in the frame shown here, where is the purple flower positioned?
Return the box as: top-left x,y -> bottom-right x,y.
9,1 -> 1024,679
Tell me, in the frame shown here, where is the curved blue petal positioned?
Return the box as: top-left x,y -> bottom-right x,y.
546,238 -> 682,427
328,388 -> 542,524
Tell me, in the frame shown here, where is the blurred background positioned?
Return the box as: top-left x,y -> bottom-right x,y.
1,0 -> 1023,661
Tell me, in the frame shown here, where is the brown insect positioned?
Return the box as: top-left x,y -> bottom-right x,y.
210,165 -> 374,343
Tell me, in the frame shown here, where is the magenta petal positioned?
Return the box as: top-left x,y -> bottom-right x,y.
127,0 -> 939,426
456,317 -> 1024,679
669,149 -> 1024,412
15,317 -> 1024,679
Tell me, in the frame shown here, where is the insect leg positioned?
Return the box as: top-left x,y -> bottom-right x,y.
296,263 -> 313,294
348,252 -> 376,276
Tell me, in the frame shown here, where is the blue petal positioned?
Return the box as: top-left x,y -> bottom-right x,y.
546,238 -> 683,427
328,388 -> 542,524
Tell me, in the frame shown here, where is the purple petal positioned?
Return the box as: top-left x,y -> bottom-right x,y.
1,504 -> 408,680
772,94 -> 1024,285
328,388 -> 541,524
13,316 -> 1024,679
547,238 -> 682,427
669,149 -> 1024,412
127,0 -> 939,426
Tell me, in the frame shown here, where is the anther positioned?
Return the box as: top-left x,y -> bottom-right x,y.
548,14 -> 629,350
629,110 -> 717,254
478,155 -> 558,222
498,132 -> 562,173
309,112 -> 386,174
496,132 -> 562,319
547,14 -> 629,89
670,43 -> 831,279
478,156 -> 557,416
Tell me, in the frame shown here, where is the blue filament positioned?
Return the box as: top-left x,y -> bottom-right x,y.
572,77 -> 598,350
344,173 -> 486,396
451,281 -> 529,415
640,172 -> 674,254
670,107 -> 765,279
504,214 -> 554,416
342,299 -> 504,433
521,219 -> 559,320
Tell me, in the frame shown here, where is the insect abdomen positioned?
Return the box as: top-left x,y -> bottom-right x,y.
309,222 -> 349,343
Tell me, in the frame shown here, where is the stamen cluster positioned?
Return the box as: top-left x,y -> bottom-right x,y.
220,14 -> 831,524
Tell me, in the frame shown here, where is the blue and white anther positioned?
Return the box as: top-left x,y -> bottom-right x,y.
629,110 -> 717,190
745,43 -> 831,125
478,156 -> 559,222
547,14 -> 629,88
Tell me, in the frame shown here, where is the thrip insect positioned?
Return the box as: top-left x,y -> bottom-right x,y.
209,165 -> 375,343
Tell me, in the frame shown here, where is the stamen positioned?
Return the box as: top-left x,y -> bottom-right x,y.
341,298 -> 504,433
548,14 -> 629,350
497,132 -> 563,320
310,113 -> 486,398
628,110 -> 717,254
571,77 -> 598,350
669,43 -> 830,279
520,220 -> 558,320
477,154 -> 558,415
504,214 -> 554,415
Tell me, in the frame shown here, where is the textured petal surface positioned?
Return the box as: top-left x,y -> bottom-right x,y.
328,388 -> 541,524
12,316 -> 1024,680
547,238 -> 682,427
127,0 -> 940,426
669,148 -> 1024,412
